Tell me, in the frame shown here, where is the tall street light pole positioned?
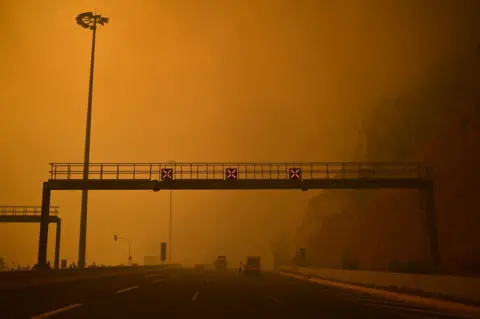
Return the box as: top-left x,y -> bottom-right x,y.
75,12 -> 109,269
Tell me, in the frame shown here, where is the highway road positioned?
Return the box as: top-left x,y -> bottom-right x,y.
0,268 -> 474,319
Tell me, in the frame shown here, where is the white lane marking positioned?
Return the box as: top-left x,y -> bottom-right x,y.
356,298 -> 407,305
191,291 -> 200,303
360,298 -> 419,305
269,296 -> 282,305
343,292 -> 372,297
31,303 -> 83,319
115,286 -> 140,294
152,279 -> 164,283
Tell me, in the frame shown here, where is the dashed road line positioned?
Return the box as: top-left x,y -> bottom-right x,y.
191,291 -> 200,303
152,279 -> 165,283
361,298 -> 435,307
269,296 -> 282,305
115,286 -> 140,294
31,303 -> 83,319
343,292 -> 373,297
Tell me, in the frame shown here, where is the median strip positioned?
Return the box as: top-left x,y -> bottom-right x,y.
0,265 -> 176,290
31,303 -> 83,319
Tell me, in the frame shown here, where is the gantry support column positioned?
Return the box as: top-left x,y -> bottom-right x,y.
424,182 -> 440,273
54,219 -> 62,270
37,182 -> 51,269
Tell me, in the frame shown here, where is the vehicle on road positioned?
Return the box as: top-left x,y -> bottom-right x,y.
215,256 -> 228,271
243,256 -> 261,275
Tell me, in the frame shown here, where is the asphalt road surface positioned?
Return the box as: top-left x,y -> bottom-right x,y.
0,268 -> 473,319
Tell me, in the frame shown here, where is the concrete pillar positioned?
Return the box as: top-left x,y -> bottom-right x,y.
37,183 -> 51,268
424,182 -> 440,272
54,219 -> 62,270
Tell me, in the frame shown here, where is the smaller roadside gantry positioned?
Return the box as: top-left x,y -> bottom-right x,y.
0,206 -> 62,269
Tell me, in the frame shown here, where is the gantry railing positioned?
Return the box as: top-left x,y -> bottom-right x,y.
0,206 -> 60,216
48,162 -> 430,181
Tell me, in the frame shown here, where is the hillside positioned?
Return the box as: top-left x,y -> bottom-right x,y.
295,46 -> 480,275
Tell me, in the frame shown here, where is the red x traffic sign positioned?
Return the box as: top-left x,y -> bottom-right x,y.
161,168 -> 173,180
225,168 -> 238,180
289,168 -> 302,180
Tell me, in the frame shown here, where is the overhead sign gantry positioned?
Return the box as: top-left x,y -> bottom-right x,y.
37,161 -> 438,271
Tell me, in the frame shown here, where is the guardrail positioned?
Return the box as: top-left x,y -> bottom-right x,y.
48,162 -> 430,181
0,206 -> 59,216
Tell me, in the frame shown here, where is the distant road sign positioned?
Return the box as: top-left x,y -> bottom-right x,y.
226,168 -> 238,180
289,168 -> 301,180
161,242 -> 167,262
161,168 -> 173,180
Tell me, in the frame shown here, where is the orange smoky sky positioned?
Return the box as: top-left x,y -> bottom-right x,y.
0,0 -> 479,267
